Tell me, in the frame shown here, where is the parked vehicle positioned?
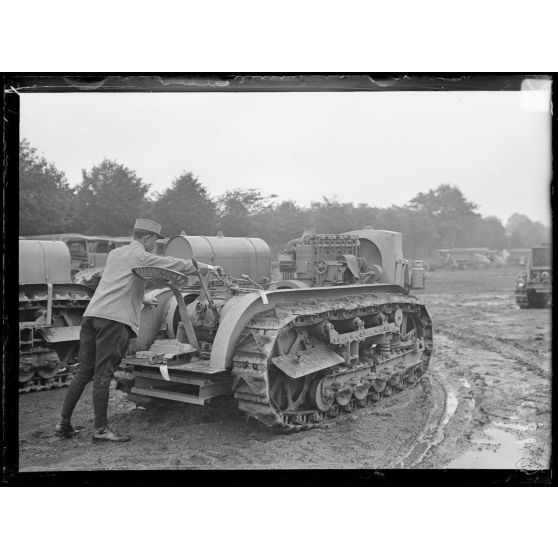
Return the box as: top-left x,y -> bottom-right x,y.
23,233 -> 131,276
19,240 -> 92,393
515,244 -> 552,308
507,248 -> 532,267
118,228 -> 432,432
438,248 -> 491,270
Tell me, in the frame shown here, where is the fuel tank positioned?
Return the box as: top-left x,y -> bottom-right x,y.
165,233 -> 272,281
19,240 -> 72,284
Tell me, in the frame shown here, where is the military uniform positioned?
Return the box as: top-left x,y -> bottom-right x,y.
56,219 -> 212,442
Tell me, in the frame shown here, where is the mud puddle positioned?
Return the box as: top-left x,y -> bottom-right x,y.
445,427 -> 534,469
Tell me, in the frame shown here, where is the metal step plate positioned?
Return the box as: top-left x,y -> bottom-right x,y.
271,343 -> 345,378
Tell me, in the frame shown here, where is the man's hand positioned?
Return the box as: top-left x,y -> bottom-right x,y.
142,293 -> 159,308
200,264 -> 224,278
209,265 -> 224,278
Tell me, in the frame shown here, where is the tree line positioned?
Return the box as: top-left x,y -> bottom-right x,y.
19,139 -> 550,258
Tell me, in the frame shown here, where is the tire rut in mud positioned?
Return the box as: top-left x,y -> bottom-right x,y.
435,322 -> 549,378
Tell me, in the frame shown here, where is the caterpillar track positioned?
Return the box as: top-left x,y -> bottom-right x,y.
230,291 -> 433,432
19,284 -> 89,395
19,368 -> 75,394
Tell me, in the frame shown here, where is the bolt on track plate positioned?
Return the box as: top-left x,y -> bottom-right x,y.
133,267 -> 190,289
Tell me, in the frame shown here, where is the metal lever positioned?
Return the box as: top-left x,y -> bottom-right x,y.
168,283 -> 199,349
240,274 -> 264,289
191,258 -> 220,326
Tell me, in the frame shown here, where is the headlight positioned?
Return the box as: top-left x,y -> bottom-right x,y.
517,281 -> 525,289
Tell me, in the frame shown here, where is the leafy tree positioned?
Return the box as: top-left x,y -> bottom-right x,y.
408,184 -> 478,217
151,172 -> 217,236
259,200 -> 308,252
474,216 -> 507,249
72,159 -> 151,236
19,139 -> 75,235
217,188 -> 277,237
506,213 -> 550,247
506,213 -> 532,236
408,184 -> 480,248
508,228 -> 525,248
308,196 -> 356,234
398,208 -> 438,258
368,206 -> 405,234
352,203 -> 382,230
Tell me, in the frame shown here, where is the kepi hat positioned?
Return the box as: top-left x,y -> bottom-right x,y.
133,218 -> 165,239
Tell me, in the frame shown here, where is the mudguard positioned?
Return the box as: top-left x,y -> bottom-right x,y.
210,283 -> 409,370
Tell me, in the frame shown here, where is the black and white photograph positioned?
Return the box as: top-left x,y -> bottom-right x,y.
5,74 -> 552,476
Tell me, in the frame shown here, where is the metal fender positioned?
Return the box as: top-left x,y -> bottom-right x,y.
210,282 -> 408,370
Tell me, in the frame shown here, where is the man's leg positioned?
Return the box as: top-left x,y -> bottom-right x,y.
57,317 -> 96,435
91,318 -> 130,438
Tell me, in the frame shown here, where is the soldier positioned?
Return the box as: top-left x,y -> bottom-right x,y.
54,218 -> 222,442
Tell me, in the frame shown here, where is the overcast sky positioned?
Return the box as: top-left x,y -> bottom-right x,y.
20,86 -> 552,226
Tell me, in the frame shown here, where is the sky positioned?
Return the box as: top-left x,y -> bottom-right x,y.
20,84 -> 552,226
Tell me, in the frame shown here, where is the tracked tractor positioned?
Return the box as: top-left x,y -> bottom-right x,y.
118,228 -> 432,431
19,240 -> 92,393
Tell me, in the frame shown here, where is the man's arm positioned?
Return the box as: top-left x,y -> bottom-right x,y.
139,251 -> 221,276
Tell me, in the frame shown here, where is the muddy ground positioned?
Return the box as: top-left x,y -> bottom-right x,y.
18,268 -> 551,471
